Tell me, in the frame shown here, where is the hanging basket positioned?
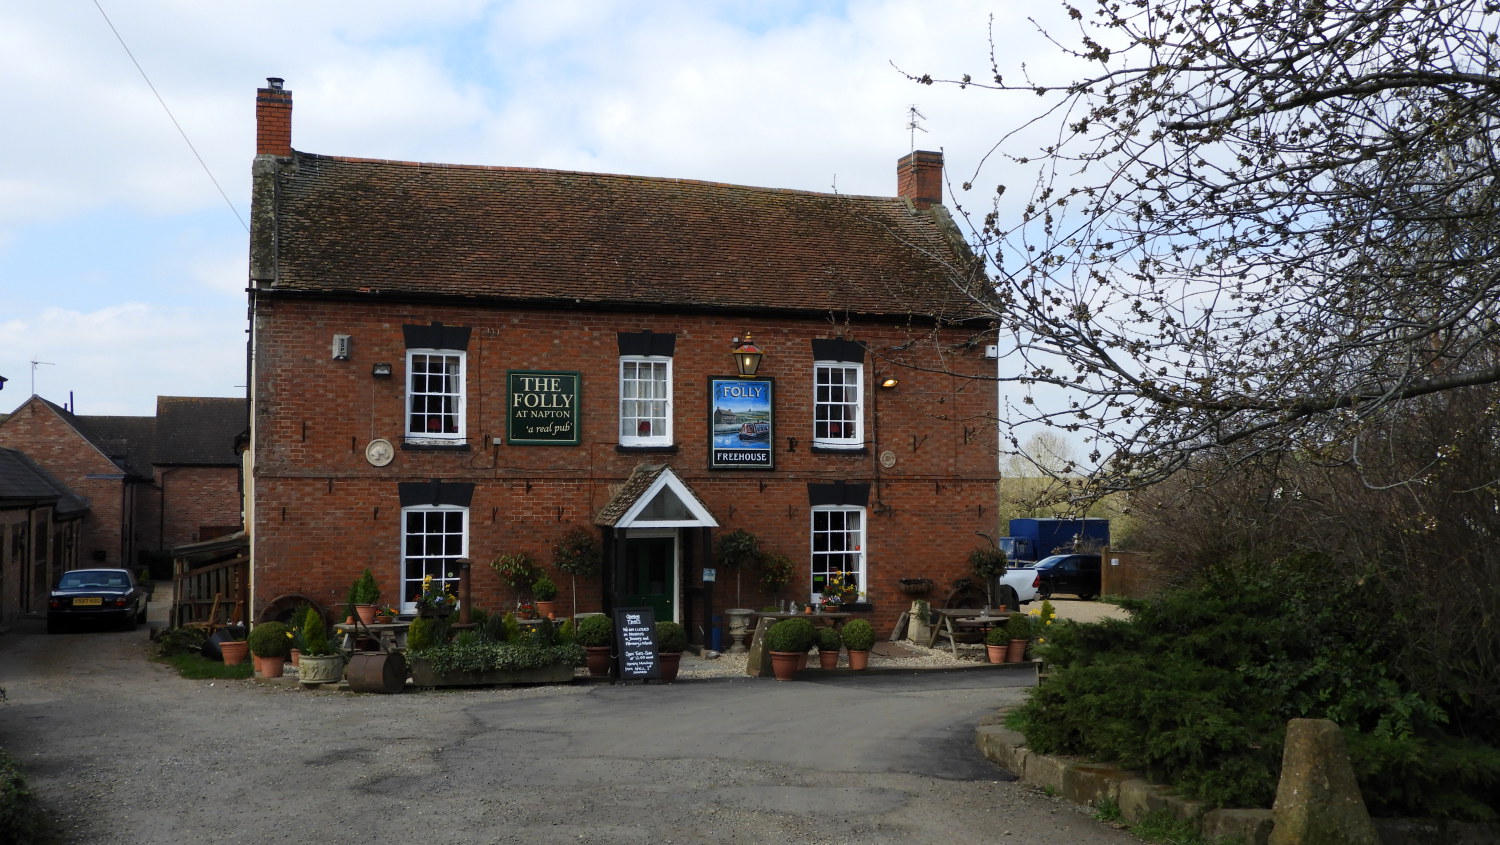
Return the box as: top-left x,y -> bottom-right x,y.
898,578 -> 935,596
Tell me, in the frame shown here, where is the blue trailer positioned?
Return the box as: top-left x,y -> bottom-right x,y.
997,518 -> 1110,565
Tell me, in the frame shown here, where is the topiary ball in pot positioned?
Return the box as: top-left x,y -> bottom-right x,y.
532,576 -> 559,601
1006,613 -> 1033,641
841,618 -> 875,652
764,619 -> 806,653
985,626 -> 1009,647
781,617 -> 816,652
656,620 -> 688,653
576,614 -> 613,648
816,626 -> 843,652
248,621 -> 293,658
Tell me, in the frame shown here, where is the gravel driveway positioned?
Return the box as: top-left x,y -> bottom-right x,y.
0,616 -> 1139,845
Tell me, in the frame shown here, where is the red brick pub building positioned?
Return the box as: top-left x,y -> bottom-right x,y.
247,78 -> 999,642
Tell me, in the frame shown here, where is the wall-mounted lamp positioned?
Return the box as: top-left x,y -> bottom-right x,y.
732,334 -> 763,377
371,362 -> 393,378
879,376 -> 900,389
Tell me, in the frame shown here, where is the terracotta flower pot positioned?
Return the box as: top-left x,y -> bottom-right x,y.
290,648 -> 301,668
584,646 -> 612,676
769,651 -> 801,681
354,604 -> 377,625
819,649 -> 839,670
1006,639 -> 1029,663
847,649 -> 870,670
536,600 -> 557,619
219,640 -> 249,665
658,651 -> 682,683
987,644 -> 1007,664
255,654 -> 285,678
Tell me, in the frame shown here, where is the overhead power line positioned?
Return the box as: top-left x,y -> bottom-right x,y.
92,0 -> 249,233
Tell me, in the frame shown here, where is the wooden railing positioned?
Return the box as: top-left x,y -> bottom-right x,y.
172,554 -> 248,629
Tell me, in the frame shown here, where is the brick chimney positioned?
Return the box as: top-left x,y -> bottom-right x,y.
897,150 -> 944,210
256,77 -> 292,157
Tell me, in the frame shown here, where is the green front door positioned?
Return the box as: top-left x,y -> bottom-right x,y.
622,536 -> 675,622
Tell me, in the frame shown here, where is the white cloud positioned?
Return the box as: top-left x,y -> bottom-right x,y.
0,304 -> 245,416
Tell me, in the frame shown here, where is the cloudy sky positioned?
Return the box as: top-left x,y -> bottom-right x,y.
0,1 -> 1070,417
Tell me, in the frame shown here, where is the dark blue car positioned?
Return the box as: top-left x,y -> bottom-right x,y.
48,568 -> 149,633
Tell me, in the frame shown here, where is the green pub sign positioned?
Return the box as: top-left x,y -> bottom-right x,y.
506,370 -> 581,445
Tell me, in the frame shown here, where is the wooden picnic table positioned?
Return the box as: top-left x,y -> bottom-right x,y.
334,620 -> 411,653
927,608 -> 1016,657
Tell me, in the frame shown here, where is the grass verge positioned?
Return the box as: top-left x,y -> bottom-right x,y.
155,651 -> 254,680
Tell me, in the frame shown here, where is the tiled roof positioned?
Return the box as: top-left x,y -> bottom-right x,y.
263,153 -> 985,321
74,415 -> 157,479
155,397 -> 246,466
0,447 -> 88,514
34,398 -> 155,479
595,464 -> 669,527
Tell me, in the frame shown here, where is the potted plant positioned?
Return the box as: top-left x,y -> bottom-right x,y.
576,614 -> 613,676
715,528 -> 760,609
1005,612 -> 1032,663
351,569 -> 381,625
296,605 -> 346,687
969,545 -> 1008,605
985,626 -> 1009,663
656,620 -> 688,683
552,527 -> 601,617
248,620 -> 292,678
415,574 -> 458,619
491,551 -> 541,592
763,618 -> 813,681
815,626 -> 842,670
759,550 -> 795,597
217,630 -> 249,665
841,618 -> 875,670
819,570 -> 857,610
532,576 -> 559,618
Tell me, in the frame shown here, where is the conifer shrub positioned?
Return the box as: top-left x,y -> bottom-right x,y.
299,606 -> 333,657
1008,553 -> 1500,819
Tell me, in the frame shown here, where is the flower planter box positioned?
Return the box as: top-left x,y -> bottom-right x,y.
408,658 -> 574,687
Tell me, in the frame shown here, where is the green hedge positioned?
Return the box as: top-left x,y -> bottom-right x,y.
1009,553 -> 1500,820
0,748 -> 53,844
408,641 -> 583,674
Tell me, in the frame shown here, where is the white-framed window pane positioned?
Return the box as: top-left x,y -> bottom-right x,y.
620,357 -> 671,443
406,350 -> 465,441
814,362 -> 862,444
810,506 -> 865,600
400,506 -> 467,613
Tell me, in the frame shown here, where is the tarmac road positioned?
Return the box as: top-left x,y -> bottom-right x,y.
0,616 -> 1140,845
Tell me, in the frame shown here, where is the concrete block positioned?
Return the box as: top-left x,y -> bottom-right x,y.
1025,752 -> 1069,794
1062,762 -> 1130,808
1118,778 -> 1175,825
1204,808 -> 1273,845
1270,718 -> 1379,845
745,617 -> 774,677
1164,792 -> 1205,830
974,724 -> 1028,776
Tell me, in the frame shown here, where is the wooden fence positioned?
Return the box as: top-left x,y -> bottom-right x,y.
170,534 -> 249,629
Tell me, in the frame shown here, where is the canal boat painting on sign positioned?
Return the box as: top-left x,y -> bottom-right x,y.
710,378 -> 774,469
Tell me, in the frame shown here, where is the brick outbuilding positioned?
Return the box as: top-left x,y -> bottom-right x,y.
246,78 -> 1000,639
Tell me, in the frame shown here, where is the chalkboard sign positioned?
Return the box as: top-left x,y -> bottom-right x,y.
613,606 -> 660,681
